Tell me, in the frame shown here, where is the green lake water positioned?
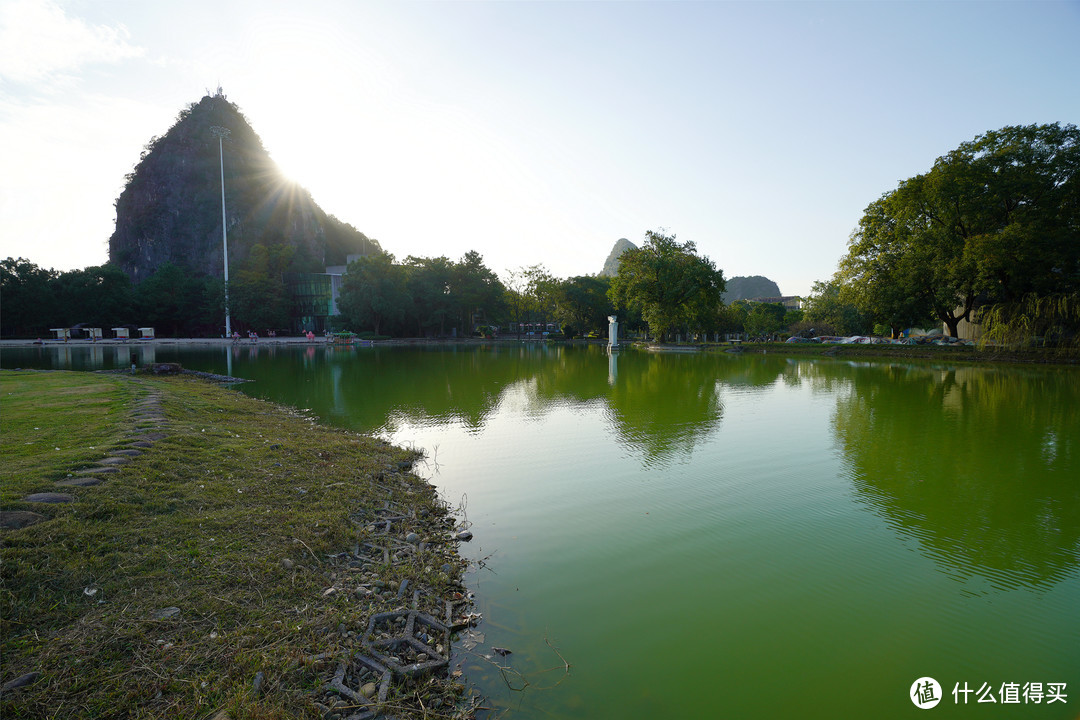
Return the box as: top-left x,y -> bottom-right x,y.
5,343 -> 1079,718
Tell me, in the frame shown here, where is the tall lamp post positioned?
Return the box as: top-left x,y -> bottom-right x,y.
210,125 -> 231,337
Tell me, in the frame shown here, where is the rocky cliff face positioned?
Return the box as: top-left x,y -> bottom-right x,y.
109,92 -> 377,282
599,238 -> 638,277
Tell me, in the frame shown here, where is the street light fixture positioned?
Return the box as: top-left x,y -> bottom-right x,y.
210,125 -> 231,337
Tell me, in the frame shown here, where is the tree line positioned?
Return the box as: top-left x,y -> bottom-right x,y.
1,238 -> 798,341
1,259 -> 225,338
11,124 -> 1070,344
337,250 -> 616,339
337,231 -> 807,342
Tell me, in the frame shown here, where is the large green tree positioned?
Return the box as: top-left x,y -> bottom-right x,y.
135,262 -> 218,336
553,275 -> 613,337
338,251 -> 409,336
838,123 -> 1080,337
229,243 -> 294,332
836,197 -> 940,337
502,267 -> 530,338
524,265 -> 558,329
803,279 -> 873,336
404,255 -> 454,336
608,230 -> 725,342
744,302 -> 788,338
451,251 -> 505,335
53,264 -> 134,329
715,302 -> 748,337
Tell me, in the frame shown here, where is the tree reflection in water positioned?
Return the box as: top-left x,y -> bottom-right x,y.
830,362 -> 1080,591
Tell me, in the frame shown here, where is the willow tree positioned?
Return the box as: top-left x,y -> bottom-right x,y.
608,230 -> 725,342
979,293 -> 1080,350
505,265 -> 557,328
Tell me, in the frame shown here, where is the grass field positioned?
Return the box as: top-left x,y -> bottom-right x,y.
1,370 -> 473,719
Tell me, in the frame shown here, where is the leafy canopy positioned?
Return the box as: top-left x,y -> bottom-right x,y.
837,123 -> 1080,337
608,230 -> 725,341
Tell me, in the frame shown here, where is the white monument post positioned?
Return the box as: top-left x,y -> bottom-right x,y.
608,315 -> 619,349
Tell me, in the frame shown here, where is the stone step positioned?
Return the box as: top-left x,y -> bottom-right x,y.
22,492 -> 74,503
56,477 -> 102,487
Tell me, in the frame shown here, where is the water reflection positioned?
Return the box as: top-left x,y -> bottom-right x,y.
7,344 -> 1079,592
1,344 -> 159,370
831,362 -> 1080,591
236,344 -> 588,433
2,343 -> 735,465
604,351 -> 724,465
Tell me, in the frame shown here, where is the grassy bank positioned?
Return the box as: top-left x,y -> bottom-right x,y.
1,370 -> 475,719
758,341 -> 1078,365
627,340 -> 1079,365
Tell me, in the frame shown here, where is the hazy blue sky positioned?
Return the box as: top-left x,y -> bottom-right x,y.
2,0 -> 1078,296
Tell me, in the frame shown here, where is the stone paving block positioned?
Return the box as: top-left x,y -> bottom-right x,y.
99,456 -> 131,465
0,671 -> 40,692
56,477 -> 103,487
22,492 -> 74,503
129,432 -> 166,441
354,502 -> 414,535
444,595 -> 473,630
0,510 -> 48,530
356,537 -> 414,566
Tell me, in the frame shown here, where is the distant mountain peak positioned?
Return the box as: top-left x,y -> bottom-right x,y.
722,275 -> 781,302
600,238 -> 637,277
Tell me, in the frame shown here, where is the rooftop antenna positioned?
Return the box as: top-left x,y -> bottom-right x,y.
210,125 -> 232,337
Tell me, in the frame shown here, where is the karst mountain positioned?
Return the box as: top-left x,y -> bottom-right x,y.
109,91 -> 378,282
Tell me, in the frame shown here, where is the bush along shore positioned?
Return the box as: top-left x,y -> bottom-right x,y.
0,369 -> 486,719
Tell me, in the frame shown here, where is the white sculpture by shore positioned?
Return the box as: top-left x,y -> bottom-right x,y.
607,315 -> 619,348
